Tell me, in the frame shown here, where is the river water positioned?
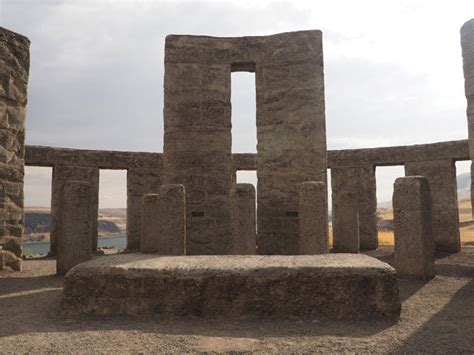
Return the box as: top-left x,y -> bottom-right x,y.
22,236 -> 127,255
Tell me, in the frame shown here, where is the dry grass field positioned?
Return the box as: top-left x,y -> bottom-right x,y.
329,198 -> 474,247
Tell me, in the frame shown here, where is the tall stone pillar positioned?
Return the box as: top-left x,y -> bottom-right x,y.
256,31 -> 327,255
127,167 -> 161,250
50,165 -> 99,255
231,183 -> 256,255
461,20 -> 474,217
393,176 -> 435,279
405,159 -> 460,252
56,181 -> 93,275
0,27 -> 30,257
332,190 -> 360,253
331,166 -> 378,250
163,39 -> 233,256
299,181 -> 328,254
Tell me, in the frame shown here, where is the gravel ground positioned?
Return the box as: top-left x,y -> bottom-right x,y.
1,246 -> 473,353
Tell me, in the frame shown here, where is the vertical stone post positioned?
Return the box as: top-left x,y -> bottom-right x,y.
393,176 -> 435,279
405,159 -> 460,252
0,27 -> 30,257
330,166 -> 378,250
140,194 -> 159,253
156,184 -> 186,255
256,31 -> 327,255
332,190 -> 360,253
461,20 -> 474,216
0,247 -> 4,271
56,181 -> 93,275
50,165 -> 99,255
126,167 -> 161,250
299,181 -> 328,254
231,183 -> 256,255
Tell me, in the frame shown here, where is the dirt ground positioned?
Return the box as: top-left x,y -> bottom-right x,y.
1,247 -> 474,353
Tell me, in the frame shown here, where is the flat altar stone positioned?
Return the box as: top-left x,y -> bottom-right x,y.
62,254 -> 400,320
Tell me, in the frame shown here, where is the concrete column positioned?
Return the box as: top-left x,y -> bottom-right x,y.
140,194 -> 159,253
126,167 -> 161,250
231,183 -> 256,255
56,181 -> 93,275
0,27 -> 30,257
393,176 -> 435,279
299,181 -> 328,254
332,190 -> 359,253
256,45 -> 327,255
51,165 -> 99,255
405,159 -> 460,252
330,166 -> 378,250
461,20 -> 474,218
156,184 -> 186,255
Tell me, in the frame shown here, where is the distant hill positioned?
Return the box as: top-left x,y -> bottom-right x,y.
24,208 -> 126,243
457,172 -> 471,200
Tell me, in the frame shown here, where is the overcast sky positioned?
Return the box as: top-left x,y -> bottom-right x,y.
1,0 -> 473,207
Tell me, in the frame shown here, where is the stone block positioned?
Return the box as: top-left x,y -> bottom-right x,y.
331,166 -> 378,250
1,249 -> 21,271
56,181 -> 93,275
127,167 -> 161,250
156,184 -> 186,255
0,249 -> 3,271
231,183 -> 256,255
299,181 -> 328,254
63,253 -> 400,320
393,176 -> 435,279
405,160 -> 460,252
140,194 -> 160,253
51,165 -> 99,255
332,191 -> 360,253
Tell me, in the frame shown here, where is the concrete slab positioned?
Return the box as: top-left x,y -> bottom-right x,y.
63,254 -> 400,320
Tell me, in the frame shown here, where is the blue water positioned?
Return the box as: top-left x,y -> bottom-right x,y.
23,236 -> 127,255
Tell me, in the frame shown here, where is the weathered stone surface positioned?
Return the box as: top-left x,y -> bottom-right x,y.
156,184 -> 186,255
140,194 -> 160,253
331,166 -> 378,250
51,165 -> 99,255
127,167 -> 162,250
299,181 -> 328,254
332,190 -> 359,253
255,32 -> 327,255
26,145 -> 162,169
56,181 -> 93,275
0,249 -> 22,271
462,20 -> 474,158
0,27 -> 30,258
393,176 -> 435,279
63,253 -> 400,320
231,183 -> 256,255
327,140 -> 469,168
405,160 -> 460,252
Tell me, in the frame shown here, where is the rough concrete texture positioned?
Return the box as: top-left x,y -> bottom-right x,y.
162,31 -> 327,256
298,181 -> 328,254
331,166 -> 378,250
140,194 -> 160,253
56,181 -> 93,275
127,167 -> 162,250
0,27 -> 30,257
231,183 -> 256,255
405,160 -> 460,252
0,248 -> 22,271
50,165 -> 99,255
327,139 -> 469,168
393,176 -> 435,279
332,190 -> 360,253
63,253 -> 400,320
26,145 -> 162,169
157,184 -> 186,255
461,20 -> 474,158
